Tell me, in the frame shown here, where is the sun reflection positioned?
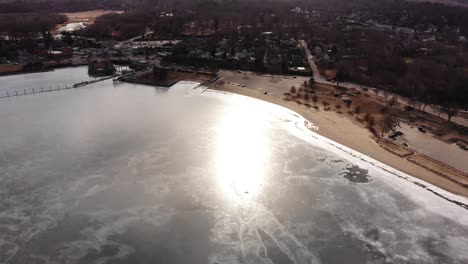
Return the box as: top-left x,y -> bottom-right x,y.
214,106 -> 269,203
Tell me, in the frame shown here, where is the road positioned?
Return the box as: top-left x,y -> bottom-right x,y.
299,40 -> 468,127
115,28 -> 154,49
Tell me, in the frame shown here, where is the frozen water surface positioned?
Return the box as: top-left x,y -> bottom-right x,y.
0,67 -> 467,264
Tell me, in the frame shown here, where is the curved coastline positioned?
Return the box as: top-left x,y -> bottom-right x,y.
202,87 -> 468,214
1,71 -> 467,263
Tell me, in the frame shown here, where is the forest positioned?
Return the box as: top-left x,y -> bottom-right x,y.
0,0 -> 467,111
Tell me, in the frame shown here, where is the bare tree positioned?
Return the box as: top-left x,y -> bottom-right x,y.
380,113 -> 400,137
364,113 -> 375,131
364,113 -> 372,122
335,61 -> 352,87
344,100 -> 352,109
312,95 -> 318,106
354,106 -> 361,116
439,106 -> 459,122
388,96 -> 397,107
290,85 -> 296,93
379,106 -> 389,115
407,98 -> 420,111
368,116 -> 375,130
382,90 -> 390,101
308,77 -> 315,88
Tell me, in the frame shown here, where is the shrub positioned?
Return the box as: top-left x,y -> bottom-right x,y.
354,106 -> 361,115
290,86 -> 296,93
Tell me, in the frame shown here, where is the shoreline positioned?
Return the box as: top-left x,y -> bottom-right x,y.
2,67 -> 466,199
209,83 -> 468,198
0,62 -> 88,77
204,88 -> 468,211
120,68 -> 216,87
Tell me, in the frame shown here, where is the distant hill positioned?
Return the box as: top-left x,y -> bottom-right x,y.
407,0 -> 468,7
0,0 -> 124,13
1,0 -> 468,13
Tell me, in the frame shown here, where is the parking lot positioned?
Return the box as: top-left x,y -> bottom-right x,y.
219,70 -> 310,97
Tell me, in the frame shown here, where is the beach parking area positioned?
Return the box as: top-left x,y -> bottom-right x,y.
218,70 -> 310,97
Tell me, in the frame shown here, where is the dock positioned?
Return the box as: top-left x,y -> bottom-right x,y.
0,75 -> 118,99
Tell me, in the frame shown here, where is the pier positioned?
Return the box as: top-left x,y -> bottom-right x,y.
0,67 -> 131,99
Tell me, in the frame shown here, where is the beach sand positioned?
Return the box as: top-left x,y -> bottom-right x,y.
211,82 -> 468,197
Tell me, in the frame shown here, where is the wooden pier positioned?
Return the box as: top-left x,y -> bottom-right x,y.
0,75 -> 118,99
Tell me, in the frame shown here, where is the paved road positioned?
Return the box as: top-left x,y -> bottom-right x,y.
299,40 -> 468,127
115,28 -> 154,49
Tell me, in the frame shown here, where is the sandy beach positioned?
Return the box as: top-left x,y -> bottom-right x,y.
211,81 -> 468,198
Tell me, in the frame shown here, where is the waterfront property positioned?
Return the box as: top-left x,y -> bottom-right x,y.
88,59 -> 115,76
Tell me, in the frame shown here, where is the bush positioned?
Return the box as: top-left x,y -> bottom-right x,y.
404,105 -> 414,111
312,95 -> 318,104
364,113 -> 371,122
388,96 -> 397,107
379,106 -> 389,115
354,106 -> 361,115
365,114 -> 375,129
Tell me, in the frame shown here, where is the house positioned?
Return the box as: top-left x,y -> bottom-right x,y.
264,47 -> 282,73
153,66 -> 168,80
237,49 -> 253,62
46,47 -> 73,59
88,60 -> 115,76
130,60 -> 150,70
